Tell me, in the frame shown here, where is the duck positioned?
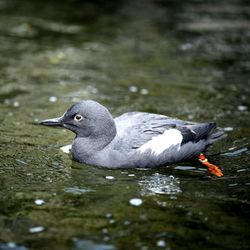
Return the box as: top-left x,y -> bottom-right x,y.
40,100 -> 225,176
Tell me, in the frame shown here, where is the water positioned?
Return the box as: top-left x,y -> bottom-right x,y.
0,0 -> 250,249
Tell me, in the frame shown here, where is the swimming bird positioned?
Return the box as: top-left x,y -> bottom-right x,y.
40,100 -> 225,176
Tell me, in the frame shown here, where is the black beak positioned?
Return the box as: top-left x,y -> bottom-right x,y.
40,116 -> 63,127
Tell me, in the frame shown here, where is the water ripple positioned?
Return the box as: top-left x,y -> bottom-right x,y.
222,147 -> 248,157
73,239 -> 115,250
64,187 -> 95,195
139,173 -> 182,196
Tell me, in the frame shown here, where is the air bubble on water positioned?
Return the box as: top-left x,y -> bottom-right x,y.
105,176 -> 115,180
237,105 -> 248,111
34,199 -> 45,205
29,226 -> 45,233
109,219 -> 116,224
129,85 -> 138,93
105,213 -> 113,219
223,127 -> 234,131
129,198 -> 143,206
140,88 -> 149,95
13,101 -> 20,107
49,96 -> 57,102
128,174 -> 135,177
156,240 -> 166,248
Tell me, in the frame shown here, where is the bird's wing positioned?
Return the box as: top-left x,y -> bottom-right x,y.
114,112 -> 216,152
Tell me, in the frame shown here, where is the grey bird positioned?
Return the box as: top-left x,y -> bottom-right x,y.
40,100 -> 225,171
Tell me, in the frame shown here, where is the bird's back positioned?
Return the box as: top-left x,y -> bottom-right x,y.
105,112 -> 225,168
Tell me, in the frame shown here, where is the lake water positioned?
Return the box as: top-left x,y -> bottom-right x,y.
0,0 -> 249,249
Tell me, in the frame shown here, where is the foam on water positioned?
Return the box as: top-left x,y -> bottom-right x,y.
139,173 -> 182,196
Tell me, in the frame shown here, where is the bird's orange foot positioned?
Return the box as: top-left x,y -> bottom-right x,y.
198,153 -> 223,177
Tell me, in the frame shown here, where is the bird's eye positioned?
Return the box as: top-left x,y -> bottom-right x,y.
74,114 -> 83,122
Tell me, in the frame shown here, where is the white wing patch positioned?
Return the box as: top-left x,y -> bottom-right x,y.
137,129 -> 183,155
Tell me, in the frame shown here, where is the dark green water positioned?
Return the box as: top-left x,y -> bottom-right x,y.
0,0 -> 250,249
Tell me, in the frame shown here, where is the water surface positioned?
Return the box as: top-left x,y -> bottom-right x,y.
0,0 -> 250,249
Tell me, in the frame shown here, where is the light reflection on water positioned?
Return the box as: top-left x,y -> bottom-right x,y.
0,0 -> 250,249
73,239 -> 115,250
221,147 -> 248,157
139,173 -> 182,196
64,187 -> 95,195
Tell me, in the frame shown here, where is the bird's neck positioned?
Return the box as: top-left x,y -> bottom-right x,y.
72,123 -> 116,161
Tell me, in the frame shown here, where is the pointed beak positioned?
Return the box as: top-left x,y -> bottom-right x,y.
40,116 -> 63,127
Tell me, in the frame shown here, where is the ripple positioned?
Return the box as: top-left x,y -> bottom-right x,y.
73,239 -> 115,250
222,147 -> 248,157
64,187 -> 95,195
0,243 -> 28,250
174,165 -> 196,171
139,173 -> 182,196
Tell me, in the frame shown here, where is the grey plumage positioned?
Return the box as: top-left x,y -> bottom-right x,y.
40,100 -> 225,168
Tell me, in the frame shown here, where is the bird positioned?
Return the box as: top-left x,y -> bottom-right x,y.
40,100 -> 225,176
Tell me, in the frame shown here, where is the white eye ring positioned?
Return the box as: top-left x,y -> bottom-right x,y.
74,114 -> 83,122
